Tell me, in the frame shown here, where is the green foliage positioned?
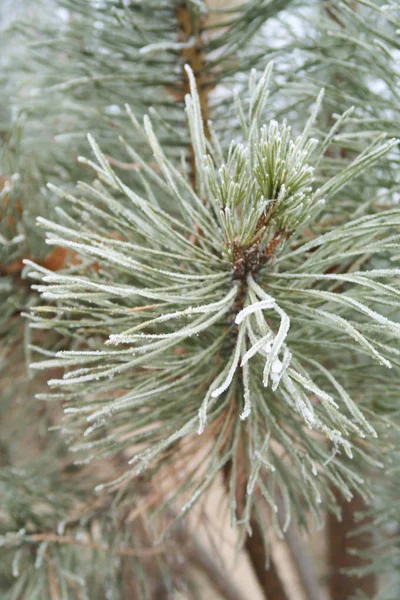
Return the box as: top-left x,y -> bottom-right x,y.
27,66 -> 399,541
2,0 -> 400,598
0,466 -> 193,600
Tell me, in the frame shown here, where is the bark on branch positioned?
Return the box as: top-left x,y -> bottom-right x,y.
327,491 -> 376,599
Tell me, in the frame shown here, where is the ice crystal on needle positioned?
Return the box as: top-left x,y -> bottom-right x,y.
29,64 -> 400,530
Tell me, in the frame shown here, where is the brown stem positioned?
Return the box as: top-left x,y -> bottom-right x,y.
28,533 -> 164,558
176,6 -> 287,598
46,557 -> 61,600
327,491 -> 376,600
222,460 -> 289,600
176,2 -> 211,190
245,517 -> 289,600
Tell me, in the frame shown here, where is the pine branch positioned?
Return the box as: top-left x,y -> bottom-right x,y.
348,439 -> 400,600
245,517 -> 289,600
176,2 -> 211,189
27,61 -> 399,539
26,533 -> 164,558
3,1 -> 400,596
178,15 -> 290,592
223,456 -> 289,600
328,490 -> 377,600
320,4 -> 399,597
275,497 -> 323,600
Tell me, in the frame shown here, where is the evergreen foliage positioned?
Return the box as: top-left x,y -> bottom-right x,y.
28,65 -> 399,525
1,1 -> 399,599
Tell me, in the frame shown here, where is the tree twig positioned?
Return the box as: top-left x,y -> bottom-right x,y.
245,516 -> 289,600
176,3 -> 211,190
28,532 -> 164,558
327,491 -> 376,599
222,460 -> 289,600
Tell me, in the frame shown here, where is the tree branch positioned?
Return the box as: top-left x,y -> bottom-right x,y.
245,516 -> 289,600
327,491 -> 376,599
176,2 -> 211,190
222,459 -> 289,600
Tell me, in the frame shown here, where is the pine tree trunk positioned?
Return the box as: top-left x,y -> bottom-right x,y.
327,491 -> 376,599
